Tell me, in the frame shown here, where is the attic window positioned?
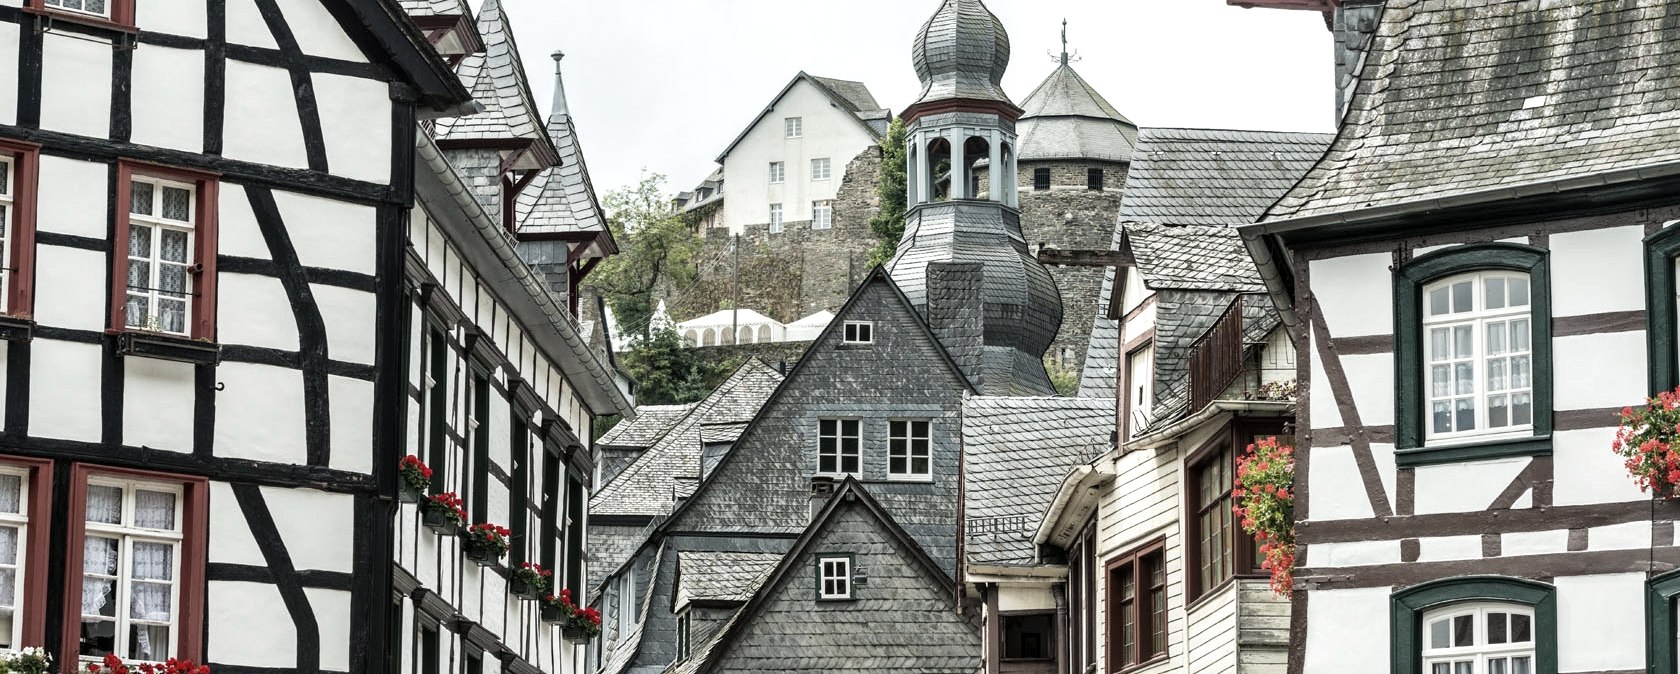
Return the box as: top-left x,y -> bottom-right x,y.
1088,168 -> 1104,192
1033,168 -> 1051,191
817,556 -> 852,600
785,117 -> 804,139
842,321 -> 873,345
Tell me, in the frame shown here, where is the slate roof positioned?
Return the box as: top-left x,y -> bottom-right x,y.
513,55 -> 613,246
674,551 -> 781,606
1126,223 -> 1266,293
1269,0 -> 1680,221
963,397 -> 1115,567
590,359 -> 783,517
432,0 -> 555,157
1016,64 -> 1139,163
716,73 -> 889,162
909,0 -> 1015,109
1078,128 -> 1331,398
397,0 -> 468,17
598,404 -> 696,451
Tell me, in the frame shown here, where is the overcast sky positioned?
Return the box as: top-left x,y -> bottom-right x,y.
500,0 -> 1336,197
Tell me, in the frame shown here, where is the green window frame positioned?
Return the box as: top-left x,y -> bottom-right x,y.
1390,576 -> 1557,674
1394,243 -> 1553,466
1648,569 -> 1680,673
1645,225 -> 1680,394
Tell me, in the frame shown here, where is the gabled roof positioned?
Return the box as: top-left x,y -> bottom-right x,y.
598,403 -> 696,452
963,396 -> 1115,567
513,54 -> 615,251
673,551 -> 781,609
1120,128 -> 1333,225
1016,64 -> 1138,163
1123,223 -> 1265,293
715,72 -> 890,163
1265,0 -> 1680,223
432,0 -> 559,167
590,359 -> 783,517
329,0 -> 473,110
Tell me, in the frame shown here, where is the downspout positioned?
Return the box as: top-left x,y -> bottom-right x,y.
1242,230 -> 1300,340
1053,584 -> 1070,674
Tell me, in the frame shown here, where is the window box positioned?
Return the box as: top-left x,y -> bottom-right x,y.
540,604 -> 566,624
561,626 -> 594,643
509,576 -> 541,599
0,315 -> 33,343
113,331 -> 220,366
464,544 -> 498,568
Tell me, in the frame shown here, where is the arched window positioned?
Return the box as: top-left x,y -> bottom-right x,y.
758,325 -> 772,343
963,136 -> 990,200
1420,603 -> 1535,673
738,326 -> 753,344
1392,576 -> 1555,674
702,328 -> 715,346
721,327 -> 735,346
927,138 -> 952,202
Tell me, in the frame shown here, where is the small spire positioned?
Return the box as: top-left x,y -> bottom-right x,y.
1061,19 -> 1069,66
550,50 -> 570,117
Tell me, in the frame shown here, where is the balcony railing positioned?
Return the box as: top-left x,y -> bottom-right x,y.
1189,295 -> 1246,412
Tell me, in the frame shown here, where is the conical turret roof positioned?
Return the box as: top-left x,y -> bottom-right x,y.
1016,63 -> 1138,163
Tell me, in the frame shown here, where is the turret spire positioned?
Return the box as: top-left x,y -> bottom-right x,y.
1061,19 -> 1069,65
550,51 -> 570,117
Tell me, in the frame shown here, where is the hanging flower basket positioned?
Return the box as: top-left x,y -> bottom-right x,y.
1232,436 -> 1296,597
511,562 -> 552,599
399,455 -> 433,503
462,522 -> 510,567
422,492 -> 467,534
1614,389 -> 1680,498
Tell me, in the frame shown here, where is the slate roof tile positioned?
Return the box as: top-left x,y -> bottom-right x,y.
1016,64 -> 1139,163
397,0 -> 469,17
432,0 -> 551,148
674,551 -> 781,606
513,56 -> 613,242
598,404 -> 696,451
1268,0 -> 1680,221
962,396 -> 1115,566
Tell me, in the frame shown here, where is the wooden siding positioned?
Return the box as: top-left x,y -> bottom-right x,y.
1186,582 -> 1236,674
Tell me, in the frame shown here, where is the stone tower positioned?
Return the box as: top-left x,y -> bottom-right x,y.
887,0 -> 1064,396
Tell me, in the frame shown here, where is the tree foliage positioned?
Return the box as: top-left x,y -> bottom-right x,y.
867,118 -> 909,268
618,327 -> 718,405
589,174 -> 701,339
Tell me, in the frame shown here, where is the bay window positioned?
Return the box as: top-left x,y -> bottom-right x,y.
113,162 -> 219,342
1185,423 -> 1273,602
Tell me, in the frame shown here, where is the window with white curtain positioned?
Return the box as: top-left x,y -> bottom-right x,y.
43,0 -> 110,19
80,479 -> 183,663
125,177 -> 196,336
1422,272 -> 1533,441
1421,603 -> 1534,674
0,468 -> 27,650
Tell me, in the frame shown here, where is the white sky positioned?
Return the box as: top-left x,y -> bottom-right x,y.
501,0 -> 1337,196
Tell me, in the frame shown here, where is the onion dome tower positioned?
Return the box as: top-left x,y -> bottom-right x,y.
888,0 -> 1063,395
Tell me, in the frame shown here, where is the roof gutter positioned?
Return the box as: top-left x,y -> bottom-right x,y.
413,132 -> 635,419
1030,460 -> 1116,548
1126,399 -> 1293,452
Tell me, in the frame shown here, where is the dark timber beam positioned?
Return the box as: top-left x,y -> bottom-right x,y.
1035,247 -> 1134,268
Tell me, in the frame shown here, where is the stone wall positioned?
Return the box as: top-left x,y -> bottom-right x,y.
1014,159 -> 1128,378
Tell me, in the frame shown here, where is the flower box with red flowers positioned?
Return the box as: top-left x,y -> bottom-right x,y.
87,654 -> 210,674
1614,388 -> 1680,498
462,522 -> 510,566
540,589 -> 601,641
422,492 -> 467,534
1232,436 -> 1296,597
511,562 -> 552,599
399,455 -> 433,503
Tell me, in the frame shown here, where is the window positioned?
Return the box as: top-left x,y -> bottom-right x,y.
1395,244 -> 1551,466
768,162 -> 785,184
1185,426 -> 1271,602
888,420 -> 930,479
0,140 -> 38,319
418,620 -> 440,674
114,163 -> 218,341
426,328 -> 448,492
842,321 -> 873,345
769,204 -> 783,234
812,200 -> 833,230
818,419 -> 860,476
1392,577 -> 1555,674
1033,168 -> 1051,191
1124,345 -> 1153,439
540,449 -> 561,571
677,611 -> 691,661
1644,224 -> 1680,394
31,0 -> 135,25
785,117 -> 803,139
385,594 -> 403,674
1107,540 -> 1166,670
1088,168 -> 1104,191
470,372 -> 490,520
617,571 -> 637,633
817,556 -> 851,600
0,460 -> 48,651
811,157 -> 831,181
67,467 -> 208,664
1648,569 -> 1680,673
510,411 -> 531,566
564,475 -> 585,596
1003,613 -> 1054,661
463,648 -> 483,674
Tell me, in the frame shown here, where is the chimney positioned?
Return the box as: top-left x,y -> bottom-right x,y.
925,262 -> 986,391
1331,1 -> 1384,124
810,476 -> 838,521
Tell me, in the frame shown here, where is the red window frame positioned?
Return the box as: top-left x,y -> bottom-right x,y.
0,139 -> 40,319
59,464 -> 208,664
0,455 -> 53,648
110,161 -> 220,342
23,0 -> 137,31
1106,538 -> 1167,672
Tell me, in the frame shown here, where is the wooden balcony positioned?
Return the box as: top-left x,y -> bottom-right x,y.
1189,296 -> 1246,412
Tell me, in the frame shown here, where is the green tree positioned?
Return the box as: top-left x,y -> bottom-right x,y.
867,118 -> 909,267
589,174 -> 701,339
619,327 -> 717,405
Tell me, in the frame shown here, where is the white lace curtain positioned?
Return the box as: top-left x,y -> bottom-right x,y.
0,526 -> 16,610
79,486 -> 176,623
0,474 -> 20,514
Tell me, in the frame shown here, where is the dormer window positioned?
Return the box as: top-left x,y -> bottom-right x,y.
843,321 -> 873,345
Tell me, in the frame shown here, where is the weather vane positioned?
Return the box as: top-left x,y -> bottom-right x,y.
1051,18 -> 1082,65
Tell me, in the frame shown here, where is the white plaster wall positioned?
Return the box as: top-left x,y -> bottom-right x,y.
997,584 -> 1057,612
1551,225 -> 1645,316
328,375 -> 373,474
1588,520 -> 1650,551
1501,529 -> 1567,557
275,0 -> 367,62
1555,573 -> 1644,672
37,156 -> 107,238
719,79 -> 877,234
314,284 -> 377,365
33,246 -> 106,331
206,482 -> 266,566
224,0 -> 279,49
306,588 -> 354,672
215,363 -> 307,464
1119,266 -> 1151,316
1553,427 -> 1648,507
1308,253 -> 1392,336
1302,586 -> 1390,674
1339,352 -> 1394,427
313,73 -> 391,183
1307,540 -> 1399,567
218,273 -> 302,351
1414,535 -> 1481,562
219,182 -> 271,259
223,60 -> 308,169
28,340 -> 102,442
207,581 -> 296,667
274,191 -> 378,274
139,0 -> 208,38
122,357 -> 196,451
1552,331 -> 1646,412
1307,338 -> 1342,430
264,485 -> 354,572
1413,457 -> 1527,515
0,24 -> 18,126
130,46 -> 205,153
39,34 -> 111,139
1304,446 -> 1371,521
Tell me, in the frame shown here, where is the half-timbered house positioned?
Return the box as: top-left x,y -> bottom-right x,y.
1233,1 -> 1680,672
0,0 -> 631,672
